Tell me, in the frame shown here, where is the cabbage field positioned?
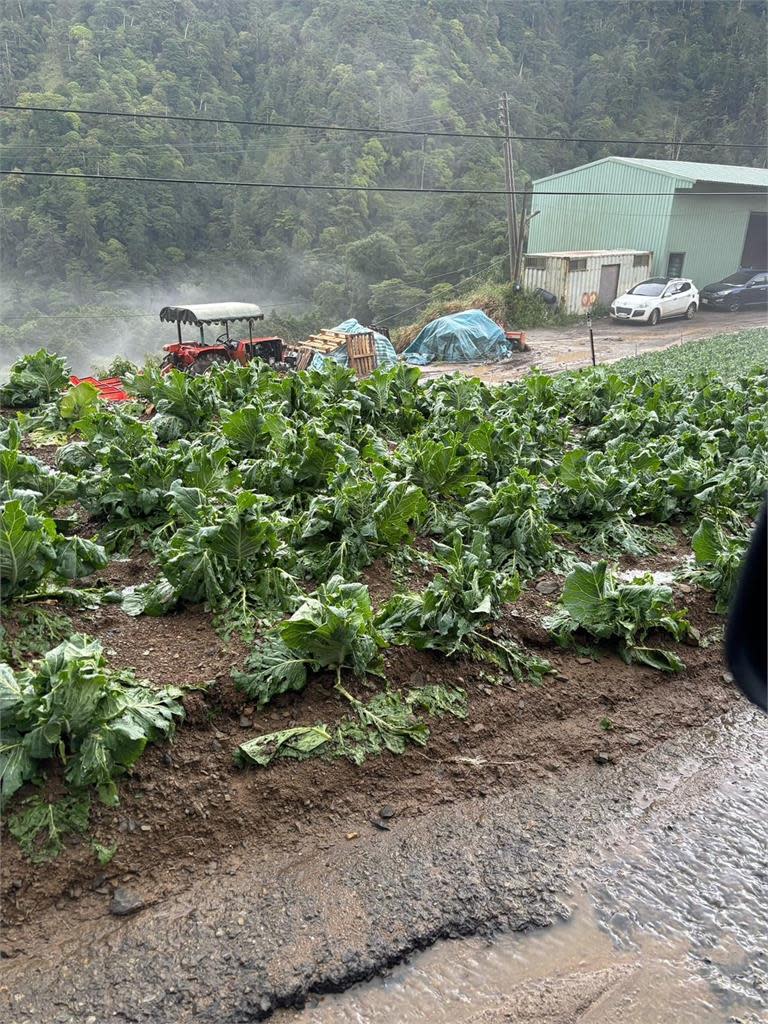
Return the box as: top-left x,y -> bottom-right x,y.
1,328 -> 766,862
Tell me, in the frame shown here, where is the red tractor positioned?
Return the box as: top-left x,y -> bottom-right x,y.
159,302 -> 290,374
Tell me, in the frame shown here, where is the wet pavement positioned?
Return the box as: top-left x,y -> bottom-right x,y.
284,708 -> 767,1024
2,706 -> 765,1023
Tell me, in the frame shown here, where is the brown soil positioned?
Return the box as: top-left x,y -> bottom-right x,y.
20,442 -> 60,467
0,539 -> 738,952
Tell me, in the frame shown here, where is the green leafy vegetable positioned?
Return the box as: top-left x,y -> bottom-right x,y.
8,793 -> 91,863
378,533 -> 517,652
686,518 -> 747,613
0,498 -> 108,600
235,725 -> 332,767
235,684 -> 467,768
0,635 -> 184,809
0,606 -> 72,666
0,350 -> 70,408
545,561 -> 691,671
234,576 -> 384,706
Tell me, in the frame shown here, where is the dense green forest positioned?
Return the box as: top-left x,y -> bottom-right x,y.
1,0 -> 766,367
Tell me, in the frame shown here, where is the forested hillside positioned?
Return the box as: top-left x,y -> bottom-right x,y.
1,0 -> 766,365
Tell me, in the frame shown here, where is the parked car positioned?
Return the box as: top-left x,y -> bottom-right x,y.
699,270 -> 768,311
610,277 -> 699,325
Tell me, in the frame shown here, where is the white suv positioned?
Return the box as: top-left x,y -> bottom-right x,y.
610,277 -> 699,325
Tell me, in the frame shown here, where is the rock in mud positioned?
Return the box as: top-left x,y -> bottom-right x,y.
535,579 -> 559,595
109,887 -> 146,916
379,805 -> 395,819
593,751 -> 614,765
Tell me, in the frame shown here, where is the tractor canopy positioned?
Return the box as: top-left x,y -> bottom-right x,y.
159,303 -> 265,325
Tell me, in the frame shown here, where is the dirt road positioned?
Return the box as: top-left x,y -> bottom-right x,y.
417,307 -> 767,381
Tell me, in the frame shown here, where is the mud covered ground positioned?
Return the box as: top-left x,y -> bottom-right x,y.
418,307 -> 768,382
0,520 -> 742,1024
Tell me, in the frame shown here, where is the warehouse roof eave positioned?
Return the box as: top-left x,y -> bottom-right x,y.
531,156 -> 693,186
533,156 -> 768,189
526,248 -> 652,258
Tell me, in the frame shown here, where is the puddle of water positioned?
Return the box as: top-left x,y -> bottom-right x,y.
285,714 -> 768,1024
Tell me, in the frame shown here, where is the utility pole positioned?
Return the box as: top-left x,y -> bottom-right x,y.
514,185 -> 537,283
499,92 -> 519,283
586,309 -> 596,367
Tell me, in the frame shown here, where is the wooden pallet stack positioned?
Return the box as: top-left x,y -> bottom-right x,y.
346,332 -> 377,377
293,328 -> 378,377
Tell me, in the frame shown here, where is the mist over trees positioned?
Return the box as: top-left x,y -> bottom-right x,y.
1,0 -> 765,364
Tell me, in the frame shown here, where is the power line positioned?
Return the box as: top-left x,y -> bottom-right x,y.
375,257 -> 506,324
0,258 -> 508,326
1,168 -> 765,197
0,302 -> 311,322
2,103 -> 766,151
1,260 -> 512,323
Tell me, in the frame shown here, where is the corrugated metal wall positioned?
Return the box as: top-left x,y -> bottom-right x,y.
527,160 -> 768,288
528,161 -> 677,276
521,257 -> 568,300
665,184 -> 768,286
523,252 -> 652,312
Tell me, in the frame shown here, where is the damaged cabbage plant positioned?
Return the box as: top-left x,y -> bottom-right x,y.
233,575 -> 385,708
232,574 -> 470,769
377,531 -> 551,681
235,683 -> 468,768
292,476 -> 428,579
1,635 -> 185,859
444,470 -> 555,576
545,561 -> 693,671
122,483 -> 299,620
0,496 -> 108,602
681,517 -> 748,614
0,349 -> 70,408
0,605 -> 72,667
1,418 -> 79,510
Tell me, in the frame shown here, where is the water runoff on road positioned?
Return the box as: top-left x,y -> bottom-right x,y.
283,708 -> 768,1024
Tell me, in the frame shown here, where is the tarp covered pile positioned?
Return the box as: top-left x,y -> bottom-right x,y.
311,319 -> 398,370
403,309 -> 514,364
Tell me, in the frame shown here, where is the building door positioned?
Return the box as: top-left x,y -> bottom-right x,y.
598,263 -> 620,305
741,213 -> 768,269
666,252 -> 685,277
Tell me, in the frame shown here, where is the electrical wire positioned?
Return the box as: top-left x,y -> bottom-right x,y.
0,258 -> 508,325
0,301 -> 311,322
375,257 -> 506,324
2,103 -> 766,151
1,168 -> 765,196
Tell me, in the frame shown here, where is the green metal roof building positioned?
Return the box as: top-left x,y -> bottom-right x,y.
527,158 -> 768,287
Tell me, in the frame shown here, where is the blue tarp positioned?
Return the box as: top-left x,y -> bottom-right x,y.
403,309 -> 512,364
311,318 -> 398,371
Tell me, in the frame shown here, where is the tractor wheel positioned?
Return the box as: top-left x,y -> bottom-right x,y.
188,354 -> 214,376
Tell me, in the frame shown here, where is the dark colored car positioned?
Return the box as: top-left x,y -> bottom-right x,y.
700,270 -> 768,311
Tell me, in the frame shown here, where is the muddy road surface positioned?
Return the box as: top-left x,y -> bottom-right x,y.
286,708 -> 767,1024
2,692 -> 763,1023
418,307 -> 767,381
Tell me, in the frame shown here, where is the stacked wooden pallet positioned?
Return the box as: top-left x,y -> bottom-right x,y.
346,332 -> 377,377
293,328 -> 378,377
304,329 -> 352,353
